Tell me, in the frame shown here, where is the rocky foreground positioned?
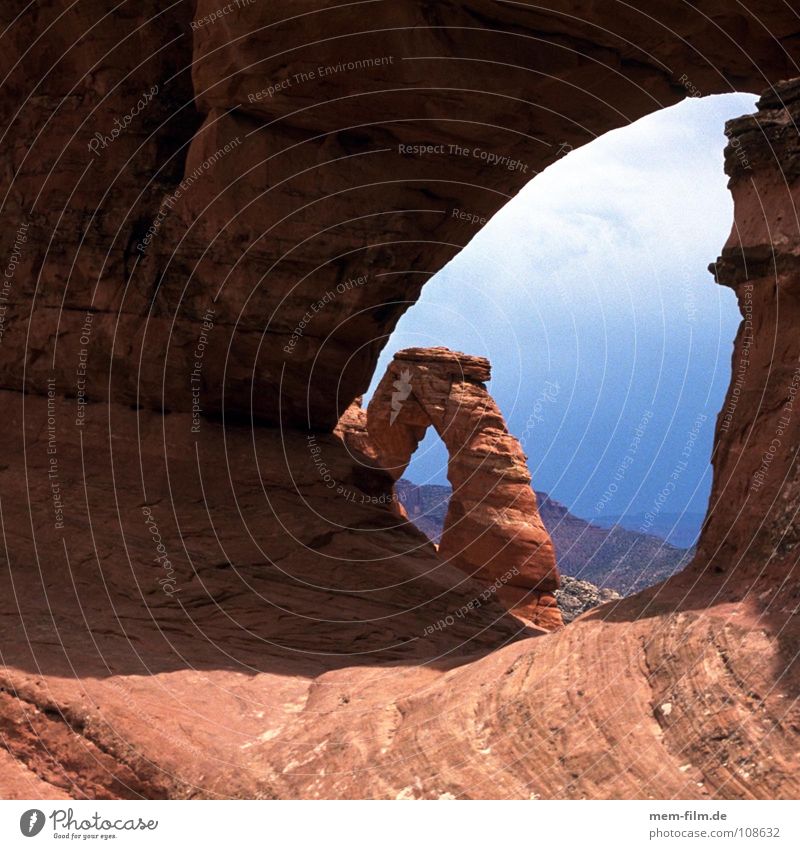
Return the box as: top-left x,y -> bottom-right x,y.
556,577 -> 621,623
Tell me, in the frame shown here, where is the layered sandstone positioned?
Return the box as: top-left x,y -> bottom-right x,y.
360,347 -> 560,629
2,3 -> 799,429
0,388 -> 537,799
253,578 -> 800,799
0,3 -> 799,802
700,82 -> 800,586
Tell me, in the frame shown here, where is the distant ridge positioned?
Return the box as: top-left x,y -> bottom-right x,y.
395,479 -> 693,596
592,510 -> 704,549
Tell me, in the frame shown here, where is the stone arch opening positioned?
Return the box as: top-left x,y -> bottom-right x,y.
351,93 -> 771,627
3,2 -> 800,801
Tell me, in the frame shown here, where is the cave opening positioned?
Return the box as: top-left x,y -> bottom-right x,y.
367,93 -> 758,611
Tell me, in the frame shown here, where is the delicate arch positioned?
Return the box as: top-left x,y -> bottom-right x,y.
357,347 -> 561,629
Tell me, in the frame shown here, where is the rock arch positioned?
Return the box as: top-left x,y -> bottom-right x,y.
4,3 -> 798,430
2,3 -> 800,800
364,347 -> 561,630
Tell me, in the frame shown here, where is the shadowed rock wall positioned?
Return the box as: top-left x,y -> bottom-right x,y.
1,2 -> 798,428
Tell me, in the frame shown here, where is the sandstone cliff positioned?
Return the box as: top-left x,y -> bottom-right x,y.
701,81 -> 800,587
2,2 -> 798,428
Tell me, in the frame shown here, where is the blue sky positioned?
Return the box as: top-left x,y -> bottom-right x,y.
367,93 -> 757,538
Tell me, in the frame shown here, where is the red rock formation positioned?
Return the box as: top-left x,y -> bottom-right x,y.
249,581 -> 800,799
2,3 -> 798,429
698,81 -> 800,588
0,3 -> 799,801
362,347 -> 560,629
0,388 -> 540,799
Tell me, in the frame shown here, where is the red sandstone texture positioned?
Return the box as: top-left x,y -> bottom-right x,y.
700,80 -> 800,586
1,3 -> 799,428
0,3 -> 798,800
359,347 -> 560,629
0,390 -> 537,799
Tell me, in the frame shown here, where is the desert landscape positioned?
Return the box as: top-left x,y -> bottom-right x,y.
0,1 -> 798,804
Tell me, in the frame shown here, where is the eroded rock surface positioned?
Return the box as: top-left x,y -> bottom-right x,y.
0,389 -> 537,799
2,2 -> 799,428
701,82 -> 800,585
0,4 -> 799,801
359,347 -> 560,629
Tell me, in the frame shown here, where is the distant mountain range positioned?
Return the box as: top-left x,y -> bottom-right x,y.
395,479 -> 694,596
592,511 -> 704,549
